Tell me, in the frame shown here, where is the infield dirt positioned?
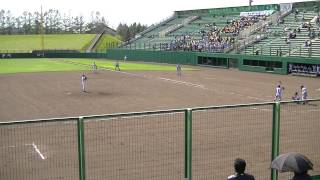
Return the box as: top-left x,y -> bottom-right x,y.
0,67 -> 319,180
0,66 -> 319,121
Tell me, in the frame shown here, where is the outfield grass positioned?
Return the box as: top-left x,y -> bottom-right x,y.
65,59 -> 194,71
0,34 -> 95,53
0,58 -> 194,74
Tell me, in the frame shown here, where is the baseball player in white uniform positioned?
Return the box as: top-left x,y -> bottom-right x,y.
301,85 -> 308,104
92,61 -> 97,73
274,85 -> 283,101
81,74 -> 87,92
176,64 -> 182,77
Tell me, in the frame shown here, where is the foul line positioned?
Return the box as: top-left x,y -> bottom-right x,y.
158,77 -> 205,89
32,142 -> 46,160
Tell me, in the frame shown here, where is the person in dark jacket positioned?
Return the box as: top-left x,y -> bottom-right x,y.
291,171 -> 312,180
227,158 -> 255,180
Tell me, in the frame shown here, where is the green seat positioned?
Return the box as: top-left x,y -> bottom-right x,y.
312,175 -> 320,180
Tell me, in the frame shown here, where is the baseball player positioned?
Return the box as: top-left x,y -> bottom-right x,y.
115,60 -> 120,71
176,64 -> 182,77
81,74 -> 88,92
301,85 -> 308,104
274,85 -> 283,101
124,55 -> 127,62
92,61 -> 97,73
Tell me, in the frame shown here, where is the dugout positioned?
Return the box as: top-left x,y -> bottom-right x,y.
197,56 -> 228,68
107,48 -> 320,76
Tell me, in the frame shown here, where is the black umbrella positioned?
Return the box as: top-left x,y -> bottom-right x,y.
271,152 -> 313,173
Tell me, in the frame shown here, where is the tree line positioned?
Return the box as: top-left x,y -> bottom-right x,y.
0,9 -> 148,41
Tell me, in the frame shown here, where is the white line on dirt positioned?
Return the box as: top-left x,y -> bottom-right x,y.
32,142 -> 46,160
158,77 -> 205,89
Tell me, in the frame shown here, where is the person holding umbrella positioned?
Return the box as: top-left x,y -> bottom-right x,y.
271,152 -> 313,180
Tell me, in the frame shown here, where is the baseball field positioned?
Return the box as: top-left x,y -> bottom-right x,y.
0,58 -> 319,180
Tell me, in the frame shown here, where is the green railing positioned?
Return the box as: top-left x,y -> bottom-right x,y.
0,100 -> 319,180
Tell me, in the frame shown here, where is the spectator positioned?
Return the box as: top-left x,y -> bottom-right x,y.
304,40 -> 311,47
288,64 -> 293,73
311,30 -> 316,39
307,40 -> 312,47
228,158 -> 255,180
285,38 -> 290,44
277,17 -> 284,25
292,92 -> 300,102
291,171 -> 312,180
316,16 -> 320,25
276,50 -> 283,57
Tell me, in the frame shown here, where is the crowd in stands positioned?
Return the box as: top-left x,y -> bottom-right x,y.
159,11 -> 320,55
280,20 -> 320,52
223,16 -> 263,35
160,14 -> 267,52
288,63 -> 320,76
161,28 -> 234,52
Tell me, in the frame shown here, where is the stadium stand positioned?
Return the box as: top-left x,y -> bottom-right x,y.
243,10 -> 320,56
122,1 -> 320,58
112,1 -> 320,77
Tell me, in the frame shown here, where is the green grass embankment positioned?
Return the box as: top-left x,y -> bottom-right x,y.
93,34 -> 122,52
0,34 -> 96,53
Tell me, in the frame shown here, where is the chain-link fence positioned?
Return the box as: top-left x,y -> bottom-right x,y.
192,104 -> 274,180
0,118 -> 79,180
0,100 -> 319,180
278,101 -> 320,180
83,111 -> 185,180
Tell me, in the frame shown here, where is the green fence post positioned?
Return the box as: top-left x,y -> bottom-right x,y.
271,102 -> 280,180
77,117 -> 86,180
184,109 -> 192,180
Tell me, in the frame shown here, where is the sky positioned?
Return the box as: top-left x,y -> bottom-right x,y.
1,0 -> 314,29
